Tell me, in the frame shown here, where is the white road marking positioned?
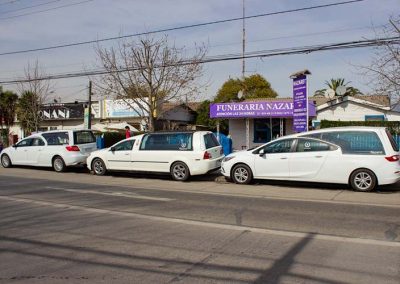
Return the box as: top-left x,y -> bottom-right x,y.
125,186 -> 400,209
45,186 -> 174,202
1,195 -> 399,248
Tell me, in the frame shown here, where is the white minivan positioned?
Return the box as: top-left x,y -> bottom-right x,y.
87,131 -> 224,181
221,127 -> 400,192
1,130 -> 97,172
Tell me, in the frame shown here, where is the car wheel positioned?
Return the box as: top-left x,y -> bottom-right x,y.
350,169 -> 377,192
231,164 -> 253,184
92,158 -> 107,176
171,162 -> 190,181
1,154 -> 12,168
52,156 -> 66,172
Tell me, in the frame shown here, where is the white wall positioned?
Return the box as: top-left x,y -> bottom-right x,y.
317,101 -> 400,121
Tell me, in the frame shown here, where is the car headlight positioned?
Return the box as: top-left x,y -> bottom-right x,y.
223,156 -> 235,162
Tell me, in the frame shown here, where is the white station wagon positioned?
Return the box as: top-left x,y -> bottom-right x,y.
1,130 -> 97,172
221,127 -> 400,192
87,131 -> 224,181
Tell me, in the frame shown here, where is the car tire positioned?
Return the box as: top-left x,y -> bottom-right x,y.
52,156 -> 66,172
1,154 -> 12,168
231,164 -> 253,184
349,168 -> 377,192
171,161 -> 190,181
92,158 -> 107,176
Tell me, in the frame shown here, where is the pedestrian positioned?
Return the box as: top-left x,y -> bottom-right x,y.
125,126 -> 131,139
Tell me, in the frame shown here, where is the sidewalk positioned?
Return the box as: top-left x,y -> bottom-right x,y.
1,167 -> 400,207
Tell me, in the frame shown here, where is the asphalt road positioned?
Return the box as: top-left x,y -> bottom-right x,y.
0,168 -> 399,283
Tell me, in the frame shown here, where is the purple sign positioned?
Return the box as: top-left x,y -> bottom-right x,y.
292,75 -> 308,132
210,100 -> 315,119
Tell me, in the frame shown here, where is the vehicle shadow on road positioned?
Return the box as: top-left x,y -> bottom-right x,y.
252,179 -> 400,194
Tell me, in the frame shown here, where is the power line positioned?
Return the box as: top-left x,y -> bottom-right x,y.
0,24 -> 380,75
0,0 -> 22,7
0,0 -> 63,15
0,0 -> 365,56
1,36 -> 397,85
0,0 -> 95,20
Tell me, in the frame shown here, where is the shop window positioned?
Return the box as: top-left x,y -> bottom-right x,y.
253,118 -> 284,143
365,115 -> 385,121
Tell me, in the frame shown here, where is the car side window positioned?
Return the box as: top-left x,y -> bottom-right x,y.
296,139 -> 334,152
140,133 -> 193,151
32,138 -> 45,146
263,139 -> 294,154
321,131 -> 385,155
42,132 -> 69,145
16,138 -> 33,147
113,140 -> 134,151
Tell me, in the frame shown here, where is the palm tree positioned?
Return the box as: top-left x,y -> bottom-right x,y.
314,78 -> 363,97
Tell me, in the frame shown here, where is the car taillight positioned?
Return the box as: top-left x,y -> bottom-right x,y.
385,155 -> 399,162
66,145 -> 80,152
203,151 -> 211,159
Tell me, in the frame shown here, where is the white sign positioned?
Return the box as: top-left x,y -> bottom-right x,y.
103,99 -> 148,118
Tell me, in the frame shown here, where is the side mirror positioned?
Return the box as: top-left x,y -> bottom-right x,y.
110,146 -> 115,152
12,144 -> 17,148
259,149 -> 266,157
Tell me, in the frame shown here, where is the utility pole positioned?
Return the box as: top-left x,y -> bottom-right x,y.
242,0 -> 246,78
242,0 -> 250,149
87,80 -> 92,129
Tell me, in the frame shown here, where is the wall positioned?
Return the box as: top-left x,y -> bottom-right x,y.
161,106 -> 195,122
317,101 -> 400,121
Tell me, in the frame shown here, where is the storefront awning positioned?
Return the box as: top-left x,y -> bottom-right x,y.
210,100 -> 316,119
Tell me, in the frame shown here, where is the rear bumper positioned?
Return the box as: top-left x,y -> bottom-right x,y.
190,157 -> 223,175
63,153 -> 89,166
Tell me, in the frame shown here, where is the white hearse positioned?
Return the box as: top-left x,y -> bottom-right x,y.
221,127 -> 400,192
87,131 -> 224,181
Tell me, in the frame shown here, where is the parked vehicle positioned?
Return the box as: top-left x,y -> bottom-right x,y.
87,131 -> 224,181
221,127 -> 400,192
0,130 -> 97,172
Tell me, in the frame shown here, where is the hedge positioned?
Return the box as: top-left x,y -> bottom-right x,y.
320,120 -> 400,134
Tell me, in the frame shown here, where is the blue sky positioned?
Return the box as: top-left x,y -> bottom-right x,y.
0,0 -> 398,102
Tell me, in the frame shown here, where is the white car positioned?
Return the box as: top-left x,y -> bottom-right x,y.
221,127 -> 400,192
87,131 -> 224,181
1,130 -> 97,172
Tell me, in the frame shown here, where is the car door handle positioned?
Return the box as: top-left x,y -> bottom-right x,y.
124,153 -> 130,156
280,157 -> 288,160
315,155 -> 323,158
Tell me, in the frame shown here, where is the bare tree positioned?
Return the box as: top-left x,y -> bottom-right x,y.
17,60 -> 52,133
94,35 -> 207,131
362,17 -> 400,106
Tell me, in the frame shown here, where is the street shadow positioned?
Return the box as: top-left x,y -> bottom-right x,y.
253,233 -> 344,284
102,170 -> 220,183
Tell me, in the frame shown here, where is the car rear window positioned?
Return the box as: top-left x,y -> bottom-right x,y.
204,133 -> 220,149
385,129 -> 399,152
74,131 -> 96,144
